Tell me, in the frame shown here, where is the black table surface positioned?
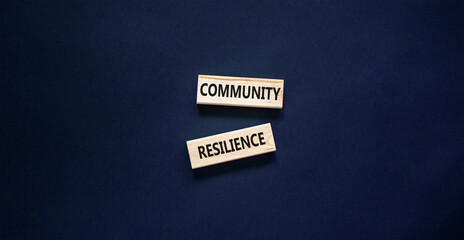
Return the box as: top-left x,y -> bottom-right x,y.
2,1 -> 463,239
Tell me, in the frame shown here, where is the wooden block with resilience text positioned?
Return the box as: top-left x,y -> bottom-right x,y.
197,75 -> 284,109
186,123 -> 276,169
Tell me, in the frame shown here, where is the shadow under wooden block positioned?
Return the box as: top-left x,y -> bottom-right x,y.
192,151 -> 276,180
197,104 -> 283,120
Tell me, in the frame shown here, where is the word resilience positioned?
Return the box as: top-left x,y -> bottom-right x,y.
186,123 -> 276,169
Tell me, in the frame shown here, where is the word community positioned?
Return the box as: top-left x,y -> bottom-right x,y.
198,132 -> 266,159
200,83 -> 281,101
197,75 -> 284,109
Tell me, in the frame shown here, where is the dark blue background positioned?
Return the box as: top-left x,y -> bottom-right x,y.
1,1 -> 463,239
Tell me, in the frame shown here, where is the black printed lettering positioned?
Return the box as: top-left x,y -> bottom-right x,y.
196,132 -> 267,159
251,133 -> 259,146
198,146 -> 207,159
240,136 -> 251,149
234,137 -> 241,151
258,132 -> 266,145
200,83 -> 208,96
273,88 -> 281,100
208,84 -> 217,96
218,84 -> 229,97
212,142 -> 220,155
231,85 -> 241,98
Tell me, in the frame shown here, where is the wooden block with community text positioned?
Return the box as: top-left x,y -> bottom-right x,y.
186,123 -> 276,169
197,75 -> 284,109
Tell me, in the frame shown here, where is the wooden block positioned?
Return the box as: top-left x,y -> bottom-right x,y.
196,75 -> 284,109
186,123 -> 276,169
